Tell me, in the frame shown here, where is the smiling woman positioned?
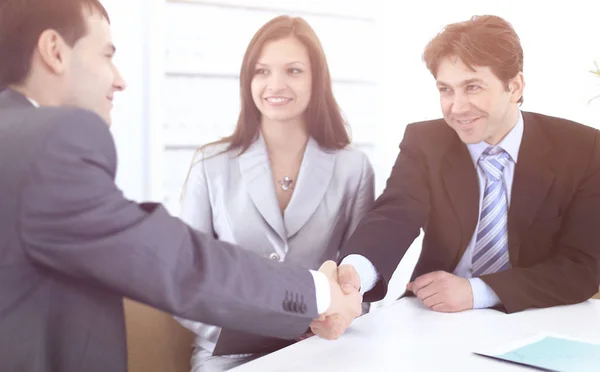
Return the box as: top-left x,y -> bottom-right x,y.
173,14 -> 375,372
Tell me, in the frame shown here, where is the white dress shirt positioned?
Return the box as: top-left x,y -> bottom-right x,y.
343,111 -> 524,309
311,271 -> 331,313
25,96 -> 39,107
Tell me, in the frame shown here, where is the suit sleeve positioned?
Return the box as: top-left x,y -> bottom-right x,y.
17,109 -> 317,340
340,124 -> 431,302
481,131 -> 600,313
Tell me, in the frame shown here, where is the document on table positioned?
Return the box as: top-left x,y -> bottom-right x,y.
474,332 -> 600,372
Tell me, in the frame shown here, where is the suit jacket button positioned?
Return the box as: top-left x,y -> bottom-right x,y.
300,303 -> 307,314
269,253 -> 280,261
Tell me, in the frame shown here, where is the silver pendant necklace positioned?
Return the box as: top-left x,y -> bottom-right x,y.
278,176 -> 294,191
271,141 -> 307,192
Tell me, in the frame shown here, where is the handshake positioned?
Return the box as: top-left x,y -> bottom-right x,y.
309,261 -> 363,340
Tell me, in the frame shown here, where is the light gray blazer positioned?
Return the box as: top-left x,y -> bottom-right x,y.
176,134 -> 375,353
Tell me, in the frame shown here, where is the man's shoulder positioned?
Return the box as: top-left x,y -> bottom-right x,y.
36,106 -> 109,132
408,117 -> 448,128
405,117 -> 454,137
4,106 -> 116,172
2,105 -> 110,140
524,111 -> 597,133
401,117 -> 456,152
524,111 -> 599,147
42,108 -> 114,150
0,106 -> 113,161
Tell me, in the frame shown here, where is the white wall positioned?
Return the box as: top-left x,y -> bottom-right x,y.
102,0 -> 164,202
101,0 -> 600,306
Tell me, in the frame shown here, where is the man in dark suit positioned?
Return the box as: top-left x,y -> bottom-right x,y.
0,0 -> 362,370
313,14 -> 600,338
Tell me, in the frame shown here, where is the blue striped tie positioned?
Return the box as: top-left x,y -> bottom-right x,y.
472,146 -> 511,277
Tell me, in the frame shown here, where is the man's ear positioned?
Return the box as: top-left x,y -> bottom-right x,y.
508,72 -> 524,103
36,29 -> 70,75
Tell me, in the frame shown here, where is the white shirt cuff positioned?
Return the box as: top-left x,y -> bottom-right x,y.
309,270 -> 330,315
468,277 -> 501,309
339,254 -> 379,294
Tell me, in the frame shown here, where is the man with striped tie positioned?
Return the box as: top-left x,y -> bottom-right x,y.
311,14 -> 600,338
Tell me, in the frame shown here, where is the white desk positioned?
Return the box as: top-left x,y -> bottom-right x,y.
232,298 -> 600,372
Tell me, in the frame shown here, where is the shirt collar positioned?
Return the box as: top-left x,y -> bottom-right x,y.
26,96 -> 40,107
466,110 -> 524,165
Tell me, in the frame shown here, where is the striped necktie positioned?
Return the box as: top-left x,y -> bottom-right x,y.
472,146 -> 511,277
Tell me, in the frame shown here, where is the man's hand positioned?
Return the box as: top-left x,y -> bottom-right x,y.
337,264 -> 361,291
406,271 -> 473,313
310,261 -> 362,340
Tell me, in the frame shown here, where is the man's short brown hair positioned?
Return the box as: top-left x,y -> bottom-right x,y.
0,0 -> 110,88
423,15 -> 524,103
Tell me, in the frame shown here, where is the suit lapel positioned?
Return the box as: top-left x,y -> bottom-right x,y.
507,113 -> 554,263
238,135 -> 287,241
441,137 -> 480,261
284,137 -> 335,238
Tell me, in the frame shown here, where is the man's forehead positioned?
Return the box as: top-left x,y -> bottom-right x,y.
437,58 -> 493,82
80,10 -> 113,43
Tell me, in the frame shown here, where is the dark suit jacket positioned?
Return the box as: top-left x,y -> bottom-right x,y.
342,111 -> 600,313
0,89 -> 318,372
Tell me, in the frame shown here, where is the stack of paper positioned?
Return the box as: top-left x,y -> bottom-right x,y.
475,333 -> 600,372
